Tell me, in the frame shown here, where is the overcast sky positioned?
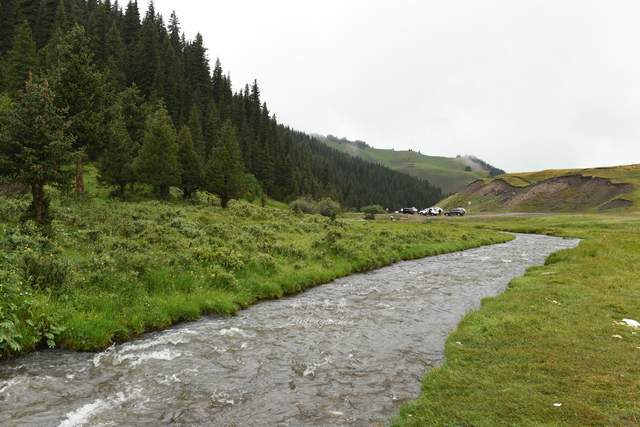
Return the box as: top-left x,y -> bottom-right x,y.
142,0 -> 640,172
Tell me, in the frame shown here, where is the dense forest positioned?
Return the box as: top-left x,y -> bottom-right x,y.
0,0 -> 442,221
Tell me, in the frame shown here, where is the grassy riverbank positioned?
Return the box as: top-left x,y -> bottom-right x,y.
395,213 -> 640,426
0,183 -> 510,358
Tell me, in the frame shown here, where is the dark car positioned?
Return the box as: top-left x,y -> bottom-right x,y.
444,208 -> 466,216
400,207 -> 418,215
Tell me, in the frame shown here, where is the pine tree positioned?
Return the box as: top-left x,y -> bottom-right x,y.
131,2 -> 159,95
35,0 -> 60,47
204,121 -> 246,208
87,1 -> 110,67
203,104 -> 220,160
16,0 -> 39,30
122,1 -> 141,47
104,20 -> 126,87
0,0 -> 17,55
119,84 -> 147,145
185,32 -> 211,111
177,126 -> 202,199
6,21 -> 37,93
48,25 -> 107,194
0,77 -> 73,224
133,103 -> 181,199
187,105 -> 205,158
52,0 -> 69,32
97,108 -> 138,196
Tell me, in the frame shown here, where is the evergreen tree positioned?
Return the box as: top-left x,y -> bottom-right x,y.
53,0 -> 70,32
184,33 -> 211,111
35,0 -> 60,47
131,2 -> 159,95
16,0 -> 39,30
187,105 -> 205,158
6,21 -> 37,94
204,121 -> 245,208
104,20 -> 126,87
0,0 -> 17,55
133,103 -> 181,199
48,25 -> 107,194
122,1 -> 140,47
0,77 -> 73,224
119,84 -> 147,145
177,126 -> 202,199
97,108 -> 138,196
87,1 -> 110,67
203,104 -> 220,160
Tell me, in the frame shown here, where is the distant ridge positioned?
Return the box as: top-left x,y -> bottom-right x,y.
314,134 -> 504,194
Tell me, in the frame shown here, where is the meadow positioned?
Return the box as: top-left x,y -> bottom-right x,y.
395,213 -> 640,426
0,170 -> 510,358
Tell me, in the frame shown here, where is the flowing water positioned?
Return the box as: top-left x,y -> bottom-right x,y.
0,234 -> 578,426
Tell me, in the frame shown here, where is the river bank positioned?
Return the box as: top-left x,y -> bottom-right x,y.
395,213 -> 640,426
0,190 -> 510,358
0,234 -> 575,425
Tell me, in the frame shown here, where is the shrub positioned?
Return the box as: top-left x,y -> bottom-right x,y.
205,266 -> 239,290
317,198 -> 341,219
20,252 -> 70,292
362,204 -> 385,220
289,197 -> 318,214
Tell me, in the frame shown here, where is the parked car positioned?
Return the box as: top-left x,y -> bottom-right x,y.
427,207 -> 443,216
444,207 -> 466,216
419,207 -> 442,216
400,207 -> 418,215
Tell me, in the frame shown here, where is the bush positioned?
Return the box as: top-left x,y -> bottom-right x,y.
20,252 -> 70,292
290,197 -> 341,219
317,198 -> 341,219
289,197 -> 318,214
362,204 -> 385,220
205,265 -> 239,290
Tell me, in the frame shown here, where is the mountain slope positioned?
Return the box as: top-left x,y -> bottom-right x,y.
0,1 -> 443,209
315,135 -> 504,194
440,164 -> 640,212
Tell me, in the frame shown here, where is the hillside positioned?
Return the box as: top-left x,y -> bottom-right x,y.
315,135 -> 505,194
0,1 -> 442,210
440,164 -> 640,212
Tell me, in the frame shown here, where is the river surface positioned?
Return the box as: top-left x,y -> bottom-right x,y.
0,234 -> 578,427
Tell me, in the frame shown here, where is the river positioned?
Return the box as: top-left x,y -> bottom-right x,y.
0,234 -> 578,426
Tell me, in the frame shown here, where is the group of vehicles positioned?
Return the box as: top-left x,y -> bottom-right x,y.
399,206 -> 467,217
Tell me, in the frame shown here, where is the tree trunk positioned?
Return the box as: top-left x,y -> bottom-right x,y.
31,183 -> 46,225
75,157 -> 85,194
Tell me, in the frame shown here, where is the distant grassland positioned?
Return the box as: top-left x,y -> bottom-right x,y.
395,213 -> 640,426
0,168 -> 510,357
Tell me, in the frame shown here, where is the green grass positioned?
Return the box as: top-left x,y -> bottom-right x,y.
318,137 -> 490,194
394,213 -> 640,426
0,167 -> 511,357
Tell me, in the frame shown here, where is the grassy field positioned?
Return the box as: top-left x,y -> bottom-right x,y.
395,213 -> 640,426
0,169 -> 511,358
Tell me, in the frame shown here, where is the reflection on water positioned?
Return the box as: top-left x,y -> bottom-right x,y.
0,234 -> 578,426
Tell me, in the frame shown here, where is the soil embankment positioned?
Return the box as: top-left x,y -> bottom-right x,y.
446,174 -> 633,212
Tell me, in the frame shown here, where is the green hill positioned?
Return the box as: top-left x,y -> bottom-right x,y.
315,135 -> 504,194
440,164 -> 640,212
